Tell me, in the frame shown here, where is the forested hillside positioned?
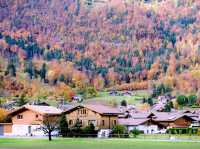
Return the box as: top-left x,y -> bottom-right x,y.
0,0 -> 200,101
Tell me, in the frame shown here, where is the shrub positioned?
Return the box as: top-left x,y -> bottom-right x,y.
16,93 -> 28,106
112,125 -> 128,138
167,128 -> 198,135
131,128 -> 140,138
121,100 -> 127,107
176,95 -> 188,106
82,123 -> 97,137
70,119 -> 82,137
147,97 -> 153,106
83,86 -> 98,99
188,94 -> 197,106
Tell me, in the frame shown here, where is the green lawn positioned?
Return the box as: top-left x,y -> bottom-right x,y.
84,90 -> 151,105
137,134 -> 200,141
0,138 -> 200,149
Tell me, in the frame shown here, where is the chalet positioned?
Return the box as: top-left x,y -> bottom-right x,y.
152,112 -> 195,128
119,111 -> 198,134
1,103 -> 199,137
129,112 -> 196,129
152,103 -> 165,111
119,112 -> 164,134
64,104 -> 122,130
119,118 -> 161,134
6,105 -> 62,136
181,110 -> 200,128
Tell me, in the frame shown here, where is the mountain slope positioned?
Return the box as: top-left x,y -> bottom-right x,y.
0,0 -> 200,99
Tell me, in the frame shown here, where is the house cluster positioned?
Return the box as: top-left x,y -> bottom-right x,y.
152,95 -> 176,111
119,111 -> 200,134
0,103 -> 200,137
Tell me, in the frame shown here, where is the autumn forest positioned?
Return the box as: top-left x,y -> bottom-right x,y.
0,0 -> 200,103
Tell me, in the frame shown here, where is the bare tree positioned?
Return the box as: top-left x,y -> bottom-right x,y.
40,115 -> 59,141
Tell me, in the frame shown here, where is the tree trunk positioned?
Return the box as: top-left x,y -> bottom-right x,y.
48,132 -> 52,141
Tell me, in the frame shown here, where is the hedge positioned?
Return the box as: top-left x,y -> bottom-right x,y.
167,128 -> 198,135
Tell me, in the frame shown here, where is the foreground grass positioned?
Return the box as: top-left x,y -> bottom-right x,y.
138,134 -> 200,141
0,138 -> 200,149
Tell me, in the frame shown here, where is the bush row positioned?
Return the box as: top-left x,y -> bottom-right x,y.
167,128 -> 198,134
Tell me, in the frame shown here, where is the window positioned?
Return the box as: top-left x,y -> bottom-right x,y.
69,120 -> 73,125
81,109 -> 87,114
28,126 -> 32,134
79,109 -> 87,115
17,115 -> 23,119
102,120 -> 105,126
84,109 -> 87,114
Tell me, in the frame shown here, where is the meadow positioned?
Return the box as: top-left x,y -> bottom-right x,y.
0,138 -> 200,149
84,90 -> 151,105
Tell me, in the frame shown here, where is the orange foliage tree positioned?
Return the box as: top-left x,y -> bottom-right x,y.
0,108 -> 7,122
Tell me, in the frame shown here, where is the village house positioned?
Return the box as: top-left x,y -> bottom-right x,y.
178,110 -> 200,128
0,105 -> 62,136
152,112 -> 195,129
64,104 -> 122,130
119,112 -> 163,134
118,111 -> 198,134
118,118 -> 162,134
1,102 -> 199,137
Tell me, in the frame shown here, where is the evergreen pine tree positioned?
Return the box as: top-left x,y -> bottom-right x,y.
40,63 -> 47,81
147,97 -> 153,106
59,113 -> 69,137
5,62 -> 16,77
72,118 -> 82,137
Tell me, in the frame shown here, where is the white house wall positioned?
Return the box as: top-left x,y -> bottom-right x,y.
12,124 -> 59,136
12,125 -> 46,136
127,125 -> 159,134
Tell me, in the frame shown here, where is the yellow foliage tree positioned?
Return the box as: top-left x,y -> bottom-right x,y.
0,108 -> 7,122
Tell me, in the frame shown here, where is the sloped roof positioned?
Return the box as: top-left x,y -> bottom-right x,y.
131,112 -> 152,119
9,105 -> 62,116
152,112 -> 194,122
64,104 -> 122,115
58,104 -> 74,111
118,118 -> 149,126
185,113 -> 200,122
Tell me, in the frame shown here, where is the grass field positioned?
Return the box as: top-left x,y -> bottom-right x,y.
0,138 -> 200,149
84,90 -> 151,105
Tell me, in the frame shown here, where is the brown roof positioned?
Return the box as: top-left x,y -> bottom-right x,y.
64,104 -> 122,115
152,112 -> 194,122
9,105 -> 62,116
119,118 -> 149,126
132,112 -> 153,119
